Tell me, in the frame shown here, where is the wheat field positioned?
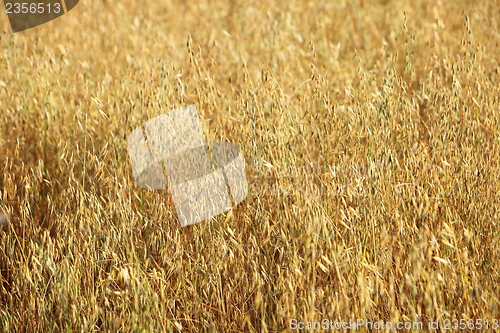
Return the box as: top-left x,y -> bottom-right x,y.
1,0 -> 500,331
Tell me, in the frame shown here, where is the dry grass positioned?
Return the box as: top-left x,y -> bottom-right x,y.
1,0 -> 500,331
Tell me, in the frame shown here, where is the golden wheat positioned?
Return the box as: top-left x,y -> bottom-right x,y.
1,0 -> 499,331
